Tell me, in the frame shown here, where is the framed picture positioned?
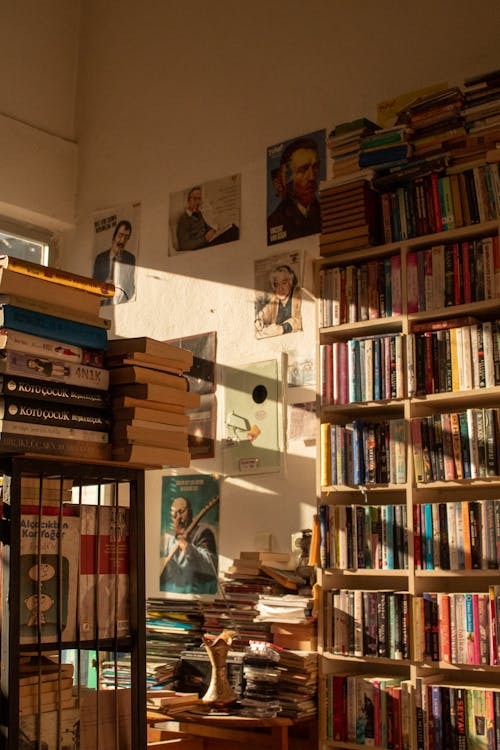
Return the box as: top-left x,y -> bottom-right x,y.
169,175 -> 241,254
159,474 -> 220,596
166,332 -> 217,459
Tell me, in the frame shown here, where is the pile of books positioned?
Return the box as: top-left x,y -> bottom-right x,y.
396,86 -> 465,159
319,179 -> 381,256
0,255 -> 112,460
326,117 -> 380,185
277,650 -> 318,719
106,336 -> 199,467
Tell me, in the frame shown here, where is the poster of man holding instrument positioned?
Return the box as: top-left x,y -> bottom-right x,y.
159,474 -> 220,595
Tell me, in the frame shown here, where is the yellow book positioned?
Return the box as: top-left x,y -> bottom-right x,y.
0,255 -> 115,298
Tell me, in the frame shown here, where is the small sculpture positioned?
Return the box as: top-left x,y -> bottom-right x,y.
201,629 -> 237,705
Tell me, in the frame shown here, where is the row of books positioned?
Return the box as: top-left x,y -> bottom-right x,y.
377,159 -> 500,243
415,680 -> 500,750
318,255 -> 402,327
320,333 -> 404,406
407,235 -> 500,312
319,503 -> 408,572
18,494 -> 130,645
323,588 -> 410,660
411,409 -> 499,483
408,318 -> 500,396
320,418 -> 406,488
324,673 -> 410,748
413,586 -> 500,666
319,179 -> 381,256
415,499 -> 500,571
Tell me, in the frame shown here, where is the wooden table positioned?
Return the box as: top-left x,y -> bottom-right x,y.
147,709 -> 316,750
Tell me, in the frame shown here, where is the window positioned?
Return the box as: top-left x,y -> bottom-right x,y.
0,217 -> 53,266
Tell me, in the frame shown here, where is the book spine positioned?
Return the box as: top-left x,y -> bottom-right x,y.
0,255 -> 115,297
0,327 -> 104,366
0,305 -> 108,350
1,419 -> 108,443
0,349 -> 108,391
0,396 -> 110,432
0,374 -> 108,409
0,431 -> 110,460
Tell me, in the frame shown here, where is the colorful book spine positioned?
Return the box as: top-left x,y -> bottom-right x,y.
0,349 -> 108,391
0,305 -> 108,350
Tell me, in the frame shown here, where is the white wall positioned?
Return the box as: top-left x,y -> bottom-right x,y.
9,0 -> 500,596
0,1 -> 80,230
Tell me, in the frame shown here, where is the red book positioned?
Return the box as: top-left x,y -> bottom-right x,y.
413,504 -> 422,569
462,240 -> 472,303
437,592 -> 451,662
430,172 -> 443,233
452,242 -> 462,305
406,251 -> 419,313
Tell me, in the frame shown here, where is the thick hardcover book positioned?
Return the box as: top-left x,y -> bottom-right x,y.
111,441 -> 191,467
0,254 -> 114,296
0,304 -> 108,350
105,353 -> 187,375
0,266 -> 104,316
0,396 -> 110,431
0,373 -> 108,409
0,349 -> 109,390
0,418 -> 108,444
79,505 -> 130,639
108,363 -> 188,391
0,326 -> 104,367
107,336 -> 192,367
112,423 -> 188,450
0,293 -> 111,329
20,504 -> 79,644
110,382 -> 200,410
0,431 -> 110,460
112,405 -> 189,427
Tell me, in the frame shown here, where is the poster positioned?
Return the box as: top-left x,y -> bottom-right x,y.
166,332 -> 217,459
159,474 -> 220,596
266,129 -> 326,245
169,174 -> 241,254
254,250 -> 303,339
222,358 -> 281,476
91,202 -> 141,305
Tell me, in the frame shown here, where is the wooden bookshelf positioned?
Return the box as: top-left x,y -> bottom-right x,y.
315,219 -> 500,750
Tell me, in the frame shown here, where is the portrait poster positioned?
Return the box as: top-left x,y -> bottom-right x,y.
254,250 -> 303,339
91,202 -> 141,305
266,129 -> 326,245
159,474 -> 220,596
166,332 -> 217,459
222,358 -> 281,476
169,174 -> 241,255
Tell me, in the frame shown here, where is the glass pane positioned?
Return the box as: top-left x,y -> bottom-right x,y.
0,230 -> 48,265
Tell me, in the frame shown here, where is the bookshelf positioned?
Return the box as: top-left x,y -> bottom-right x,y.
315,219 -> 500,750
0,454 -> 146,749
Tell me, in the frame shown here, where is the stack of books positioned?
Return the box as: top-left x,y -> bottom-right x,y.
396,86 -> 465,159
106,336 -> 199,467
226,549 -> 294,576
327,117 -> 380,185
277,650 -> 318,719
461,68 -> 500,157
319,179 -> 381,256
359,124 -> 413,169
0,255 -> 112,460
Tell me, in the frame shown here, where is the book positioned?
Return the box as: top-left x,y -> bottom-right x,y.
111,441 -> 191,467
108,363 -> 188,391
0,304 -> 108,350
0,254 -> 114,297
0,395 -> 110,432
0,431 -> 110,460
105,353 -> 188,375
0,349 -> 109,390
0,266 -> 104,316
0,327 -> 104,367
112,422 -> 188,450
0,418 -> 108,443
0,373 -> 109,410
0,293 -> 111,329
111,403 -> 189,426
107,336 -> 193,368
20,504 -> 80,644
79,505 -> 130,639
110,382 -> 200,410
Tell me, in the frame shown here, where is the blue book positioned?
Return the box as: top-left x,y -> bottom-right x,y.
423,503 -> 434,570
351,420 -> 365,485
383,504 -> 394,569
0,304 -> 108,351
